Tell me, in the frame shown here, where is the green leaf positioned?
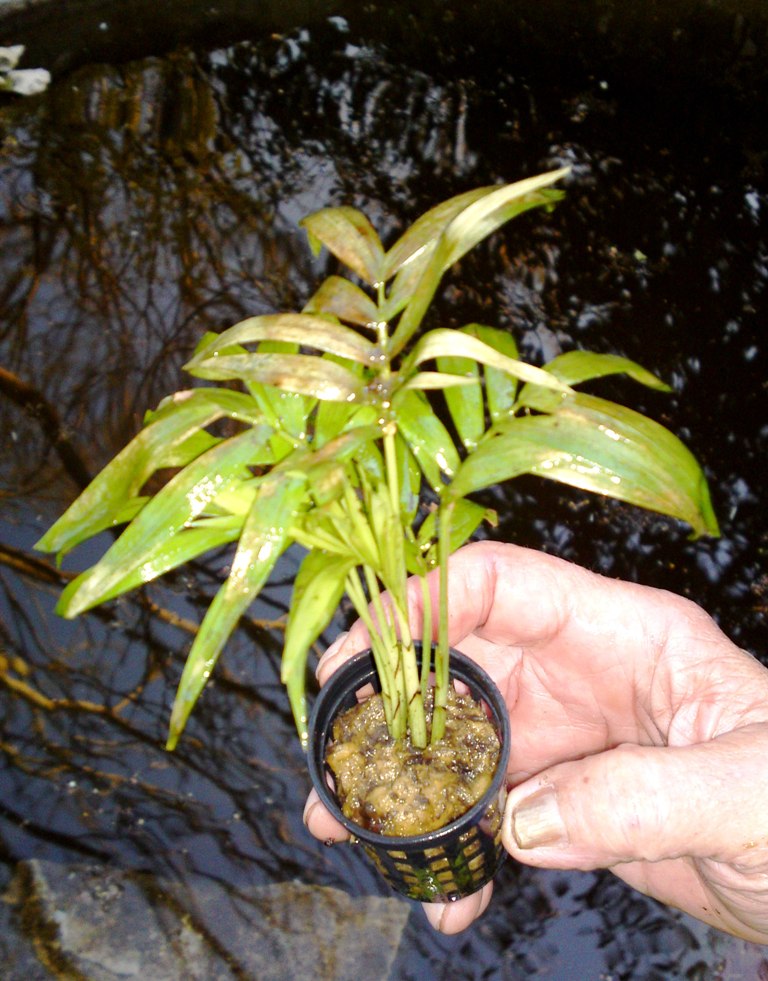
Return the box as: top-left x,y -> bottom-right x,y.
35,388 -> 264,558
273,422 -> 384,512
381,188 -> 506,317
282,549 -> 356,746
341,416 -> 385,483
396,431 -> 422,526
540,350 -> 672,391
294,422 -> 384,475
151,387 -> 263,427
308,407 -> 383,485
241,341 -> 315,441
75,521 -> 244,607
464,324 -> 521,421
383,186 -> 499,281
185,335 -> 314,445
303,275 -> 380,328
393,390 -> 460,490
435,346 -> 483,451
38,496 -> 151,562
417,498 -> 496,563
380,255 -> 430,323
304,462 -> 349,508
439,170 -> 568,270
148,429 -> 220,469
449,394 -> 720,537
362,474 -> 405,593
313,359 -> 367,448
300,206 -> 386,286
56,427 -> 273,617
399,371 -> 479,391
388,169 -> 569,355
402,328 -> 569,394
298,494 -> 379,570
166,473 -> 308,749
207,478 -> 260,517
184,313 -> 377,368
293,503 -> 356,557
187,351 -> 367,403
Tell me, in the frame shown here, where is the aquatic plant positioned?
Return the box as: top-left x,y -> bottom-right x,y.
36,169 -> 718,751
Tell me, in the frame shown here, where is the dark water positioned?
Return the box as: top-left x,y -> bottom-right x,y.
1,6 -> 767,978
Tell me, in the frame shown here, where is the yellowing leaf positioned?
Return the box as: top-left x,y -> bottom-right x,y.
187,352 -> 367,402
185,313 -> 376,366
300,206 -> 385,285
303,275 -> 380,328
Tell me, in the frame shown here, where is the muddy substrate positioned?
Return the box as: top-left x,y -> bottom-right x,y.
326,688 -> 501,837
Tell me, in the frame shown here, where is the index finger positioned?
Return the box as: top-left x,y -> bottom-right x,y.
318,540 -> 654,688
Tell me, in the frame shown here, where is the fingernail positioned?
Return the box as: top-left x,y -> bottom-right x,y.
316,631 -> 349,679
511,788 -> 568,849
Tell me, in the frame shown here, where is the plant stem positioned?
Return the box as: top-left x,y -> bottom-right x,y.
361,283 -> 429,746
363,564 -> 408,739
362,566 -> 397,656
419,575 -> 432,702
389,599 -> 427,748
345,569 -> 399,732
431,499 -> 454,744
381,427 -> 428,746
383,424 -> 400,516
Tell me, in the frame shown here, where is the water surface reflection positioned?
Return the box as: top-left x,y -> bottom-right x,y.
1,13 -> 767,978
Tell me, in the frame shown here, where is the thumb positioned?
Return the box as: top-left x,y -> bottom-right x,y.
502,729 -> 768,870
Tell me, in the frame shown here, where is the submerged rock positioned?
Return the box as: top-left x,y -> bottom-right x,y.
9,860 -> 409,981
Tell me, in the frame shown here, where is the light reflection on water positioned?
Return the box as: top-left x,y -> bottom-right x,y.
1,8 -> 767,978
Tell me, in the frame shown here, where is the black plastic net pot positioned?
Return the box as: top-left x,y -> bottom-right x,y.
307,644 -> 511,903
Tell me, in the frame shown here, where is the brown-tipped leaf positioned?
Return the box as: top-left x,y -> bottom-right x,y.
303,276 -> 380,329
187,351 -> 367,402
388,170 -> 569,355
184,313 -> 376,367
300,206 -> 385,286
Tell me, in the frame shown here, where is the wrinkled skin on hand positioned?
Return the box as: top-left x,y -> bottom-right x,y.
303,542 -> 768,942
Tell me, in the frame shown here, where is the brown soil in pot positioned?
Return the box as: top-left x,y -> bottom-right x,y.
325,687 -> 501,837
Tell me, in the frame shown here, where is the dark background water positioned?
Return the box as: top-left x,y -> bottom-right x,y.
1,3 -> 767,977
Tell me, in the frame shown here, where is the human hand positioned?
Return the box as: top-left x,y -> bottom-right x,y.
303,541 -> 768,943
